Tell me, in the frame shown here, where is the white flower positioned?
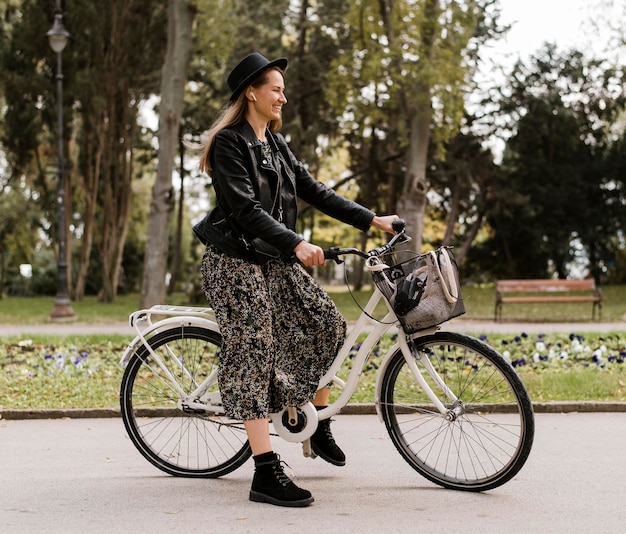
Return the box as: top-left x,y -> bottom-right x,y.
536,341 -> 546,352
502,350 -> 511,361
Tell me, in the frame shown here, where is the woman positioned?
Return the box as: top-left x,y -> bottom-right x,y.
195,53 -> 398,507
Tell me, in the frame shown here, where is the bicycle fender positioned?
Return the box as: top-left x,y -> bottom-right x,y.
119,317 -> 220,366
373,342 -> 401,422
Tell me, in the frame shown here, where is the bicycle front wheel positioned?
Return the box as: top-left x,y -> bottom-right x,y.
380,332 -> 534,491
120,325 -> 251,478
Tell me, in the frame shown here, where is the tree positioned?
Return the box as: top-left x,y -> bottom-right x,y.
0,0 -> 73,299
140,0 -> 195,309
1,0 -> 167,302
426,120 -> 498,263
328,0 -> 503,251
491,45 -> 626,279
77,0 -> 167,302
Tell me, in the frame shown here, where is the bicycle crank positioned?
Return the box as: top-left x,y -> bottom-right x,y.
269,402 -> 318,443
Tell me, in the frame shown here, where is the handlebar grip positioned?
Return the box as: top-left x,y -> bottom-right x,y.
323,246 -> 365,262
392,218 -> 406,234
324,247 -> 339,260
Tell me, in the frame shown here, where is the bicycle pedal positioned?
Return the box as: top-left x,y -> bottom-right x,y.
302,439 -> 317,459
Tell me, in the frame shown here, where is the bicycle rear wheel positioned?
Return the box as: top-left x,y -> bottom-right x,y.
120,325 -> 251,477
380,332 -> 534,491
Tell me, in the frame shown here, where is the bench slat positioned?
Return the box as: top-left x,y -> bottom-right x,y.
496,279 -> 596,293
494,278 -> 602,321
500,296 -> 600,303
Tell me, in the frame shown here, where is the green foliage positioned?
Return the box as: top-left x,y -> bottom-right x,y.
328,1 -> 496,150
2,0 -> 626,304
424,123 -> 498,254
489,45 -> 626,280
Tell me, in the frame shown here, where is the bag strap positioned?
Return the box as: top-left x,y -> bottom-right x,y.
429,248 -> 459,304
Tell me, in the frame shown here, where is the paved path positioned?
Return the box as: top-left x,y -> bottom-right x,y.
1,413 -> 624,533
1,317 -> 624,337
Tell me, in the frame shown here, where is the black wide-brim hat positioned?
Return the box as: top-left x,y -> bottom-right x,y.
227,53 -> 288,103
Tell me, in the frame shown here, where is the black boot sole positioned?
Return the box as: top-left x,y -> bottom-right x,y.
249,490 -> 314,507
310,442 -> 346,466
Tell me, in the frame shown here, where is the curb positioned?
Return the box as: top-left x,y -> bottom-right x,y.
2,401 -> 626,420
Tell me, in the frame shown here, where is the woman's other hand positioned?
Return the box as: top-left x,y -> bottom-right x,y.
371,215 -> 400,234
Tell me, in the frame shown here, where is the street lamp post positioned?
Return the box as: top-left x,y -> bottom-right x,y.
47,3 -> 75,321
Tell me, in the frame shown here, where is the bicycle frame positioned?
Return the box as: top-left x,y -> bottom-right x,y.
120,306 -> 225,414
316,283 -> 455,425
121,287 -> 458,430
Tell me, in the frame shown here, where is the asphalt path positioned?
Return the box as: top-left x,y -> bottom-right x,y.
1,413 -> 624,533
1,317 -> 625,337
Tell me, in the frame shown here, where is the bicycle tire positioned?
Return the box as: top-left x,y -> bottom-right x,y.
120,325 -> 251,478
380,331 -> 534,491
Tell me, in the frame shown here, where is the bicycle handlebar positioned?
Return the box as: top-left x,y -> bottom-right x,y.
323,218 -> 411,264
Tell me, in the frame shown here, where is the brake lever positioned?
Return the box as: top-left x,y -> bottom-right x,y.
323,247 -> 344,264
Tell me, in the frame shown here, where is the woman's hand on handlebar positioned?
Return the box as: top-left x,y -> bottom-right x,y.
371,214 -> 400,234
294,240 -> 326,267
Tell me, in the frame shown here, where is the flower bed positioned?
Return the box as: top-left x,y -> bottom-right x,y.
1,331 -> 625,410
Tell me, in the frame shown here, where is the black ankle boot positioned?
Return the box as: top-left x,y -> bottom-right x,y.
249,452 -> 314,507
310,408 -> 346,466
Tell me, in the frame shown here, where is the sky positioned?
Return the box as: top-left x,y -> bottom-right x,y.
487,0 -> 621,67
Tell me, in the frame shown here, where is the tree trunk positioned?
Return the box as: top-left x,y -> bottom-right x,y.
442,178 -> 461,246
0,246 -> 4,299
380,0 -> 438,253
73,124 -> 101,300
167,133 -> 185,295
99,94 -> 136,302
141,0 -> 194,308
457,210 -> 485,263
396,108 -> 431,252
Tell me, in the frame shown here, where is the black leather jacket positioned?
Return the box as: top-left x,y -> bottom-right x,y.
197,120 -> 375,259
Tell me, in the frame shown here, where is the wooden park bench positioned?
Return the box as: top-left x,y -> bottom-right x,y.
494,279 -> 602,322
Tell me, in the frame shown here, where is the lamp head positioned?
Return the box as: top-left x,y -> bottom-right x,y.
47,13 -> 70,53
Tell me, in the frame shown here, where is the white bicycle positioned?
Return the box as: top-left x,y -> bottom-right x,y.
119,222 -> 534,491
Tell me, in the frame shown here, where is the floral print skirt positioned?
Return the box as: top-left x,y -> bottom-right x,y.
201,245 -> 347,420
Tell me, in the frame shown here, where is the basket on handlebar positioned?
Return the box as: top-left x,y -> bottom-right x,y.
372,246 -> 465,334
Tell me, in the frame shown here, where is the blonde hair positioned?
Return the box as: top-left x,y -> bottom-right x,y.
199,67 -> 284,175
